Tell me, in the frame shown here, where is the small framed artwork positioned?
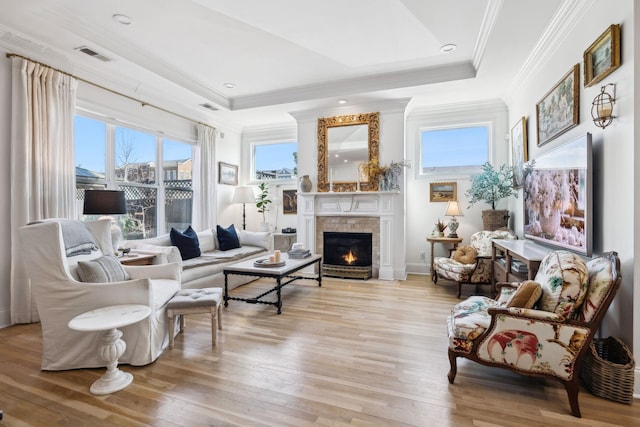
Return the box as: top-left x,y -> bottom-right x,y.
218,162 -> 238,186
536,64 -> 579,147
430,182 -> 456,202
282,189 -> 298,214
584,24 -> 621,87
510,117 -> 528,189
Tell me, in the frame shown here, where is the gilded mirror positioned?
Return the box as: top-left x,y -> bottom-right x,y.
317,112 -> 379,192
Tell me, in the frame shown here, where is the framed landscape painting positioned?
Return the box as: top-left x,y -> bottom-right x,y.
430,182 -> 456,202
584,24 -> 621,87
218,162 -> 238,185
536,64 -> 579,147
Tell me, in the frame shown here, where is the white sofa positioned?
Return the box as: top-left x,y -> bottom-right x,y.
18,219 -> 181,371
123,228 -> 271,290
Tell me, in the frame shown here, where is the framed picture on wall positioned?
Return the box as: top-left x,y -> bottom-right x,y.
218,162 -> 238,185
584,24 -> 621,87
536,64 -> 579,147
282,189 -> 298,214
510,117 -> 528,189
429,182 -> 456,202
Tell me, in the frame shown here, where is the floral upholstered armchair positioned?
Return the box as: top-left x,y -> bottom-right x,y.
433,229 -> 516,297
446,250 -> 621,417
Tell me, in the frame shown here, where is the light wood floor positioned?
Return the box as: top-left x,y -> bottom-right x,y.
1,275 -> 638,426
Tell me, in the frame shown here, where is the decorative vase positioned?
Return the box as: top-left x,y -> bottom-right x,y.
299,175 -> 312,192
539,209 -> 561,236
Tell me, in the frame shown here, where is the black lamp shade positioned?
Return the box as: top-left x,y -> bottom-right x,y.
83,190 -> 127,215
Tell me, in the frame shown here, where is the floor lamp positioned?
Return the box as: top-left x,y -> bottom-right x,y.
83,190 -> 127,252
232,186 -> 256,230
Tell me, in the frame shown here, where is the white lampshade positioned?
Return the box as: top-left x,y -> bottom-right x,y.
232,186 -> 256,204
445,201 -> 463,217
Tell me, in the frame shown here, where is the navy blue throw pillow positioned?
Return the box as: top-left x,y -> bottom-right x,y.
170,226 -> 201,260
217,224 -> 240,251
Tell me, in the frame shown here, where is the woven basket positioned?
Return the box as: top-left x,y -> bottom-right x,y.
481,210 -> 509,231
580,336 -> 635,404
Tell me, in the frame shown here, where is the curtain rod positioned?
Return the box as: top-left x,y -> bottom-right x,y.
6,52 -> 214,129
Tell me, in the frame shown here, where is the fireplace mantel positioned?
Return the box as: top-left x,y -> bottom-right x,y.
298,191 -> 402,280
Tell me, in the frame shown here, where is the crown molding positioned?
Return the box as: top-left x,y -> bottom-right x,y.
289,98 -> 412,123
472,0 -> 504,70
406,98 -> 507,123
234,62 -> 475,110
506,0 -> 596,102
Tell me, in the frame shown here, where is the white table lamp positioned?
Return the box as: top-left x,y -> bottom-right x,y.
445,201 -> 463,238
232,186 -> 257,230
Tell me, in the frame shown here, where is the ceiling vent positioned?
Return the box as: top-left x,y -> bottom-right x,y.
74,46 -> 112,62
200,103 -> 219,111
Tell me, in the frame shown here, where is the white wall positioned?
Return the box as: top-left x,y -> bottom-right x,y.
405,99 -> 509,274
505,1 -> 637,394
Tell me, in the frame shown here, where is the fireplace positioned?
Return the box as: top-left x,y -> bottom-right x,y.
322,231 -> 372,279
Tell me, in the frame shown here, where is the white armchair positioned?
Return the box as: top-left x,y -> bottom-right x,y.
17,219 -> 181,371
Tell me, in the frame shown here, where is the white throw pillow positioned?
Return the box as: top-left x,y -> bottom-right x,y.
77,255 -> 129,283
238,230 -> 270,250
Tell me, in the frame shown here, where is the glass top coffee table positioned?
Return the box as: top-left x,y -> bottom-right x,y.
223,254 -> 322,314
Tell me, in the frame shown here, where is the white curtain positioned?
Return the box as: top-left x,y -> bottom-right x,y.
10,57 -> 78,324
192,124 -> 217,230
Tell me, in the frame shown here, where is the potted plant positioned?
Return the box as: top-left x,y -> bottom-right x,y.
433,218 -> 447,237
256,182 -> 272,231
465,162 -> 517,230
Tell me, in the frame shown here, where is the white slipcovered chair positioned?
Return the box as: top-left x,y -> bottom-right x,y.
433,230 -> 516,297
17,219 -> 181,371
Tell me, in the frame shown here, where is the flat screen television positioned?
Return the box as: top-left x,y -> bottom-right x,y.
523,133 -> 592,256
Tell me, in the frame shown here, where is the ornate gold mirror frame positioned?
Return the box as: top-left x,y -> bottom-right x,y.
317,112 -> 380,192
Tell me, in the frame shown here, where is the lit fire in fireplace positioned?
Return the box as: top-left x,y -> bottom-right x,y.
342,250 -> 357,265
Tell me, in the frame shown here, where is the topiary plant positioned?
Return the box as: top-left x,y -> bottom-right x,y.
465,162 -> 517,210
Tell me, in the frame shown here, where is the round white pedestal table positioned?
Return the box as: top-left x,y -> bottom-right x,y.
68,304 -> 151,395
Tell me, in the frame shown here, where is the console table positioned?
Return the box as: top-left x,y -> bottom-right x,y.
491,239 -> 551,294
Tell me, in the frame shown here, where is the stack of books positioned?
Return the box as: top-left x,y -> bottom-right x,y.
288,248 -> 311,259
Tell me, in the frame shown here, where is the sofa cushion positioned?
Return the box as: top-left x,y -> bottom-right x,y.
507,280 -> 542,309
170,226 -> 201,260
536,251 -> 589,318
238,230 -> 270,250
197,229 -> 217,252
579,255 -> 616,322
453,245 -> 477,265
447,296 -> 500,351
217,224 -> 240,251
135,243 -> 183,268
77,255 -> 129,283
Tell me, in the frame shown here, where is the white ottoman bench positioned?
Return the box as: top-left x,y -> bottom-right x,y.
167,288 -> 223,349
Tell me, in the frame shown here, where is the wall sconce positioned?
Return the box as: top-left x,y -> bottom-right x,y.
591,83 -> 616,129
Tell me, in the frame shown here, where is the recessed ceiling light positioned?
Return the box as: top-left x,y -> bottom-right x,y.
223,83 -> 236,89
440,44 -> 457,53
113,14 -> 132,25
337,99 -> 348,104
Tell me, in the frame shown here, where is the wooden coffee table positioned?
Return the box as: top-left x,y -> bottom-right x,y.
223,254 -> 322,314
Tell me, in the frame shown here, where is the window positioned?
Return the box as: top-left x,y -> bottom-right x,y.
75,116 -> 106,187
75,114 -> 193,240
420,125 -> 489,174
252,141 -> 297,181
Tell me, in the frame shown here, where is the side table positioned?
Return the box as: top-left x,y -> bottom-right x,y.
426,236 -> 463,276
68,304 -> 151,395
119,253 -> 156,266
